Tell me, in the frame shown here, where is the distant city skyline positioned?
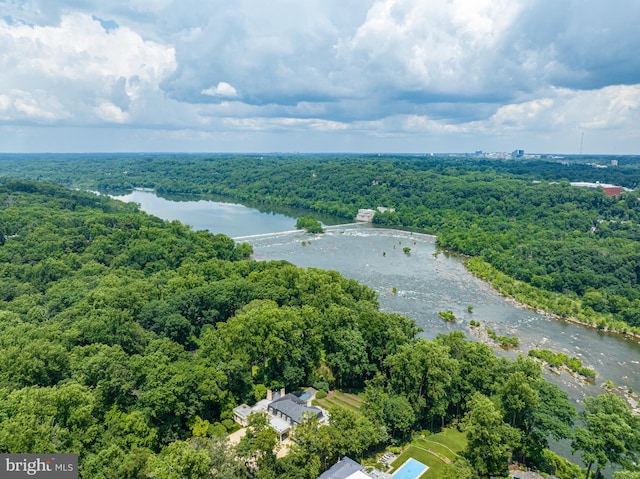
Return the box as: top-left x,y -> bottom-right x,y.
1,1 -> 639,154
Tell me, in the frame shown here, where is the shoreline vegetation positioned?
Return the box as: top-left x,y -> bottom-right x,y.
528,348 -> 597,381
2,170 -> 640,477
486,327 -> 520,349
2,154 -> 640,343
0,178 -> 602,479
463,256 -> 640,340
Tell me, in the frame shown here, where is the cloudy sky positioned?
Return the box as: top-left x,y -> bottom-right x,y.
1,0 -> 639,154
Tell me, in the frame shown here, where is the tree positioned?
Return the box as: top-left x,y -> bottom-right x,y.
463,393 -> 520,479
325,327 -> 370,388
615,471 -> 640,479
276,453 -> 322,479
382,395 -> 416,440
0,382 -> 101,454
516,379 -> 575,468
385,338 -> 458,428
236,413 -> 279,476
361,374 -> 389,432
436,333 -> 501,417
328,407 -> 383,461
289,412 -> 334,472
441,457 -> 476,479
145,440 -> 210,479
216,300 -> 319,389
191,437 -> 250,479
103,408 -> 158,450
572,393 -> 640,479
355,311 -> 419,374
295,217 -> 324,234
499,371 -> 539,428
189,416 -> 211,438
81,445 -> 152,479
235,241 -> 253,259
71,343 -> 137,408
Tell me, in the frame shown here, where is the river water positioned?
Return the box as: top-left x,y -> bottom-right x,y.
114,190 -> 640,405
112,190 -> 300,237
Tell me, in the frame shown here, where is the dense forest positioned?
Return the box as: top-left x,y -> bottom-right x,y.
2,153 -> 640,334
0,177 -> 639,478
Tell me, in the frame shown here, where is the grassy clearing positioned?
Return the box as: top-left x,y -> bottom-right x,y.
313,390 -> 365,415
388,427 -> 467,479
420,428 -> 466,454
333,390 -> 364,405
313,397 -> 333,410
413,439 -> 455,461
391,445 -> 444,479
313,396 -> 362,415
327,395 -> 363,413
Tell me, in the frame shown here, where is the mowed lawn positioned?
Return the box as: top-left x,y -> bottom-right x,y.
314,390 -> 364,415
390,428 -> 467,479
312,393 -> 467,479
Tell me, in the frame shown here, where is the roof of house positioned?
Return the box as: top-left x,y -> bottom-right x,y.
510,471 -> 547,479
269,393 -> 323,424
232,404 -> 252,418
233,397 -> 272,419
317,457 -> 364,479
345,473 -> 370,479
268,415 -> 291,435
252,399 -> 271,412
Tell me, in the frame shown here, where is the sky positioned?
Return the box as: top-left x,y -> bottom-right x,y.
0,0 -> 639,154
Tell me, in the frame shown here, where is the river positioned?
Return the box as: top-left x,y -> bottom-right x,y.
114,190 -> 640,404
246,224 -> 640,476
114,189 -> 640,475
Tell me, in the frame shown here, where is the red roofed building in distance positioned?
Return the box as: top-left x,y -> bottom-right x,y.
570,182 -> 621,196
602,185 -> 621,196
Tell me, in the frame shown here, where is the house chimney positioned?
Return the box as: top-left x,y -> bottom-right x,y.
266,389 -> 272,401
280,387 -> 285,398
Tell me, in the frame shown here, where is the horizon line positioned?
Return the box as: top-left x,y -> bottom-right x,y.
0,151 -> 638,157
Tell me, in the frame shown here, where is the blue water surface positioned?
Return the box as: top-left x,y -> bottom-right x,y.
393,458 -> 428,479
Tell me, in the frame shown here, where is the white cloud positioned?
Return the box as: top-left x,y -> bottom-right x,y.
0,12 -> 176,125
336,0 -> 523,99
0,1 -> 639,152
480,85 -> 640,135
223,116 -> 348,132
94,101 -> 129,123
201,82 -> 238,99
553,85 -> 640,131
488,98 -> 556,131
0,89 -> 71,122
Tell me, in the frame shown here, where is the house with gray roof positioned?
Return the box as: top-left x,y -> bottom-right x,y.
268,393 -> 323,427
232,388 -> 326,441
318,457 -> 370,479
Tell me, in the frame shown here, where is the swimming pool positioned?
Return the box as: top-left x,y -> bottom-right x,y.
392,457 -> 429,479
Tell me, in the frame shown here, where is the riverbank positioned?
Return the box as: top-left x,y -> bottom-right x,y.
501,293 -> 640,343
114,187 -> 640,343
92,195 -> 640,411
463,256 -> 640,342
603,383 -> 640,415
468,292 -> 640,415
